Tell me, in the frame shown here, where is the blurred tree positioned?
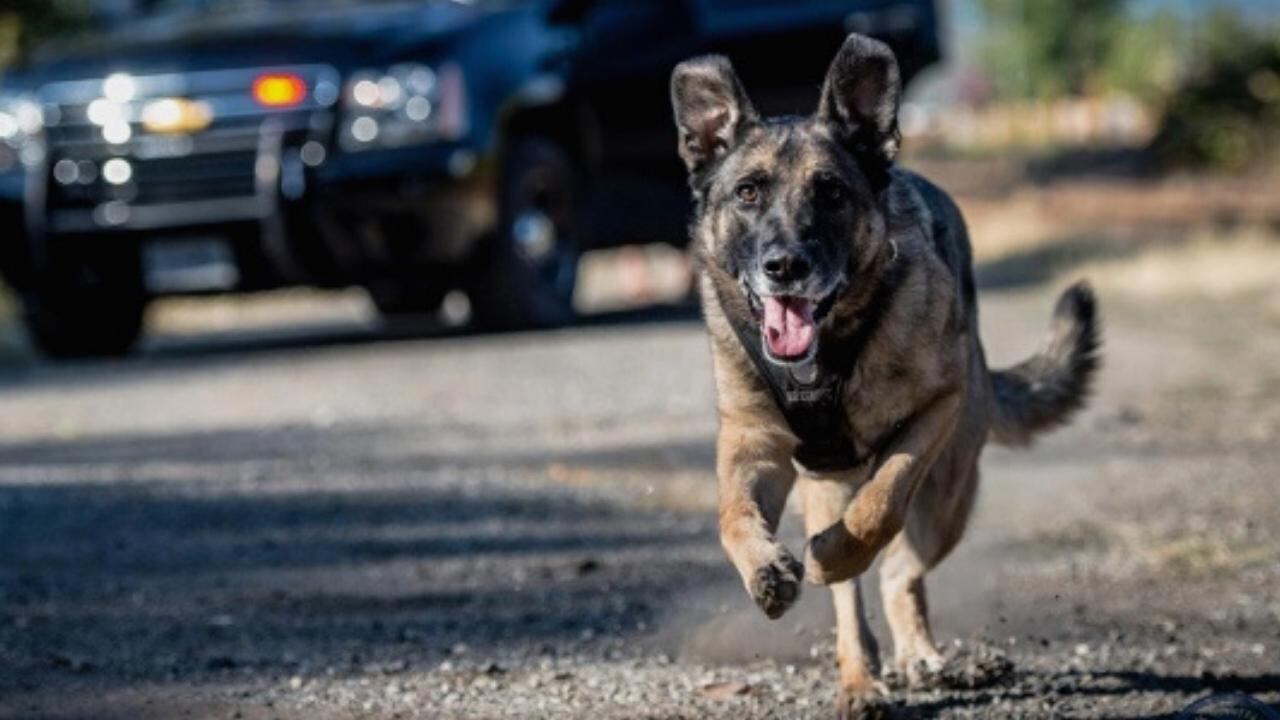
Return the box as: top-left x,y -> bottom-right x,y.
1099,7 -> 1183,103
979,0 -> 1126,99
1148,6 -> 1280,170
0,0 -> 92,68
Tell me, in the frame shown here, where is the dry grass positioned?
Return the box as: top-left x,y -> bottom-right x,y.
956,170 -> 1280,313
1080,228 -> 1280,305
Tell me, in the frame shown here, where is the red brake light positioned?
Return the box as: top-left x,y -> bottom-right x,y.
253,73 -> 307,108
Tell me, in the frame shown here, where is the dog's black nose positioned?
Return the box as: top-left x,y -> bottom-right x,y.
762,249 -> 811,284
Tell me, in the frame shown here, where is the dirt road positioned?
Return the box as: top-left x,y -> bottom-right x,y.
2,228 -> 1279,718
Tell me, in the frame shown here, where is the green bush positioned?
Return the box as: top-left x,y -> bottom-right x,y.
1148,9 -> 1280,171
979,0 -> 1127,100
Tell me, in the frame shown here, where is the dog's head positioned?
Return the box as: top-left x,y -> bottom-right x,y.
671,34 -> 901,366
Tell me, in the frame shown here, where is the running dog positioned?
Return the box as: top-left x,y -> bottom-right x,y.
671,33 -> 1100,717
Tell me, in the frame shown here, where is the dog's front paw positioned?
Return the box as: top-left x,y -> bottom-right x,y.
804,523 -> 872,585
884,643 -> 1013,691
938,642 -> 1013,690
883,652 -> 945,690
747,550 -> 804,619
837,685 -> 896,720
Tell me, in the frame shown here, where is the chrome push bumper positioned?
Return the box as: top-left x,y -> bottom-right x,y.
31,64 -> 339,237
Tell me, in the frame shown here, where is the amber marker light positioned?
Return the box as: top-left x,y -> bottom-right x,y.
252,73 -> 308,108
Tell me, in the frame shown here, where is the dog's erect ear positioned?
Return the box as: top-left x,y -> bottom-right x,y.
671,56 -> 757,175
817,33 -> 902,167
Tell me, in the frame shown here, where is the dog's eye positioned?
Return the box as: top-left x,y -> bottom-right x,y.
817,178 -> 848,205
734,182 -> 760,205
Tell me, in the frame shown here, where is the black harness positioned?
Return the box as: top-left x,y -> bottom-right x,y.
718,274 -> 900,473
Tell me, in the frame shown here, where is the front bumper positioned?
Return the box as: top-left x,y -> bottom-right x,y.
25,65 -> 497,294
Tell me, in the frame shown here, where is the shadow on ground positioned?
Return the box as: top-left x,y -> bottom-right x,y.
0,422 -> 722,703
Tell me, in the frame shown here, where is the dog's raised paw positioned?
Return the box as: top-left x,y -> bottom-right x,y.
748,552 -> 803,619
804,523 -> 870,585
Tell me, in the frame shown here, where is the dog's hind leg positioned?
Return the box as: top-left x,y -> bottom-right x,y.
831,579 -> 889,718
800,478 -> 888,717
879,533 -> 944,686
879,450 -> 981,689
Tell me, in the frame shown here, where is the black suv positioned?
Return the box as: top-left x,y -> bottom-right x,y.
0,0 -> 938,357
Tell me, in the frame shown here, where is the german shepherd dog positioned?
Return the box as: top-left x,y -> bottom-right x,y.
671,34 -> 1100,717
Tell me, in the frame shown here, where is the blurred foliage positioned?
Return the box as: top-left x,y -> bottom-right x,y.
1149,7 -> 1280,170
978,0 -> 1185,101
979,0 -> 1128,99
1096,8 -> 1184,103
980,1 -> 1280,171
0,0 -> 92,68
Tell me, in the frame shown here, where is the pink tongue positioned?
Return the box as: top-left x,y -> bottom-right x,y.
762,296 -> 816,359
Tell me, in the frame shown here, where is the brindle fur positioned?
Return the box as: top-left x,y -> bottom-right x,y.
672,35 -> 1100,718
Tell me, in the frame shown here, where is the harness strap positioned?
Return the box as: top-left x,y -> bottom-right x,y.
715,267 -> 903,473
721,297 -> 862,472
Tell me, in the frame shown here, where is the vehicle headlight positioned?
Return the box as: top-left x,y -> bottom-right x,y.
339,63 -> 468,152
0,93 -> 44,173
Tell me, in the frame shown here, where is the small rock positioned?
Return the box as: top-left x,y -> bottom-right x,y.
697,681 -> 751,700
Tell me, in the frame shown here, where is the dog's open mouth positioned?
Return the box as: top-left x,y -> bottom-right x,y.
745,285 -> 839,363
762,296 -> 816,359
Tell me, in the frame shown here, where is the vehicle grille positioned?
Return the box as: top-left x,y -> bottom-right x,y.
37,65 -> 337,230
50,150 -> 260,210
135,151 -> 261,205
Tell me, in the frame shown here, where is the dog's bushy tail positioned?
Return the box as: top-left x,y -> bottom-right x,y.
989,282 -> 1101,447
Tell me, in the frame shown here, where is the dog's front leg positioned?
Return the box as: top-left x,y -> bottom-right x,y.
717,419 -> 802,619
806,390 -> 963,585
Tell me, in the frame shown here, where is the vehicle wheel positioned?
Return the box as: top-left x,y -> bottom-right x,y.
468,138 -> 580,331
22,248 -> 146,359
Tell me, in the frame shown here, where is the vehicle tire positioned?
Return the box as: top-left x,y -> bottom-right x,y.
22,246 -> 146,359
468,138 -> 580,331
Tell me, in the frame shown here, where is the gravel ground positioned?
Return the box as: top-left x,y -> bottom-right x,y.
2,237 -> 1280,718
